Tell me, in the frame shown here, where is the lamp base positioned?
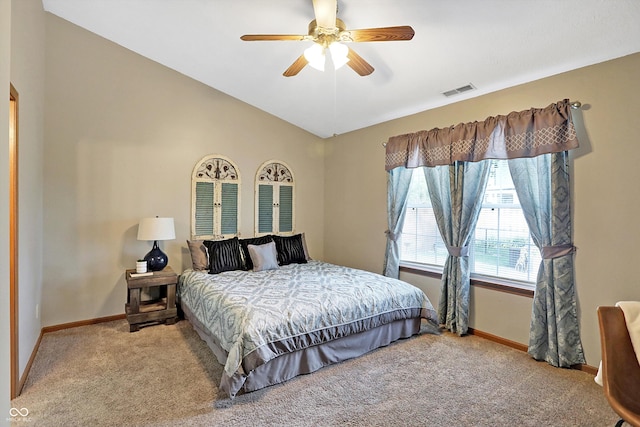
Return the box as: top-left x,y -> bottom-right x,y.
144,241 -> 168,271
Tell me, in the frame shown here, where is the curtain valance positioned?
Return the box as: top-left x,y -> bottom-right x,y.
385,99 -> 579,171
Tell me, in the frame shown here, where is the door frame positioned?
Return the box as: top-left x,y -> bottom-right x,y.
9,83 -> 19,399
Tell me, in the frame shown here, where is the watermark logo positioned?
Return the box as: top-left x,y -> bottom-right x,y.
7,407 -> 32,423
10,408 -> 29,417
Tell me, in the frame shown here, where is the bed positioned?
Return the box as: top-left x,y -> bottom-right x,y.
179,235 -> 439,398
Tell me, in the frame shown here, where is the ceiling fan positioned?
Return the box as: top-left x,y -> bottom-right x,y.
240,0 -> 415,77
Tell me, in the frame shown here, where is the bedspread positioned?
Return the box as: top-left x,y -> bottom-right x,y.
179,261 -> 438,396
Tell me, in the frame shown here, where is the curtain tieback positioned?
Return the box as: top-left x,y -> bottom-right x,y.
385,230 -> 399,242
446,244 -> 469,257
540,245 -> 575,259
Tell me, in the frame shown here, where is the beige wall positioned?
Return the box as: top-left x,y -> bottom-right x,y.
1,0 -> 13,415
6,4 -> 638,397
325,52 -> 640,366
11,0 -> 46,381
42,14 -> 325,327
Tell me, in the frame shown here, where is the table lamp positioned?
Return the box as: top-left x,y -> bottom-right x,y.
137,217 -> 175,271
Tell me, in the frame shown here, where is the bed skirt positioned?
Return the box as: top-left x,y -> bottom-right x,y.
182,302 -> 422,397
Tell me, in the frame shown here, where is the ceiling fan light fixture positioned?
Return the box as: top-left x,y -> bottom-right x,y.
329,42 -> 349,69
304,43 -> 326,71
242,2 -> 414,77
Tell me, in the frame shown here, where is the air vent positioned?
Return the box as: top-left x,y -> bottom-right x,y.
442,83 -> 476,97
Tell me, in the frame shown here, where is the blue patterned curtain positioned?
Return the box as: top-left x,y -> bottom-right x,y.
384,100 -> 584,363
424,161 -> 490,335
508,153 -> 585,367
383,167 -> 413,278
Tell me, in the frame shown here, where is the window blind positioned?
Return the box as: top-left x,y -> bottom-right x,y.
195,181 -> 215,236
258,184 -> 273,233
279,185 -> 293,233
220,182 -> 238,235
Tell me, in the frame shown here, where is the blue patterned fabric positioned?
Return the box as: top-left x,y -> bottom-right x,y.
179,260 -> 439,396
424,161 -> 490,335
508,153 -> 585,367
383,167 -> 414,278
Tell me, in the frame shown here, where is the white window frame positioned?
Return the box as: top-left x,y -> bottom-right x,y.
254,160 -> 295,236
191,154 -> 241,240
399,161 -> 540,291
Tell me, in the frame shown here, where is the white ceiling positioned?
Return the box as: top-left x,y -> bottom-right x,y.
42,0 -> 640,138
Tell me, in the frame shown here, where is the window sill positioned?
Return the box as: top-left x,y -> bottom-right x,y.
399,262 -> 534,298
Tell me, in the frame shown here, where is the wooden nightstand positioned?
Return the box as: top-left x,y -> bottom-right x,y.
125,266 -> 178,332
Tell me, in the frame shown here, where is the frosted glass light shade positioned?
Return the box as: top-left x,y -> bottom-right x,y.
304,43 -> 326,71
329,42 -> 349,69
137,217 -> 176,241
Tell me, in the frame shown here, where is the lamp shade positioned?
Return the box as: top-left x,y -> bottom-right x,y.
137,217 -> 175,271
137,217 -> 175,241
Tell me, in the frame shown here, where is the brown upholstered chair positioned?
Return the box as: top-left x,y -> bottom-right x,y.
597,306 -> 640,427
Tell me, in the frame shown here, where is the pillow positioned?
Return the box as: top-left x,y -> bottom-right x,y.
300,232 -> 312,261
186,240 -> 209,271
203,237 -> 243,274
239,235 -> 274,270
247,241 -> 279,272
273,234 -> 308,266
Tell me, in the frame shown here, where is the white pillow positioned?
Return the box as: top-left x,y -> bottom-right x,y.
248,241 -> 279,272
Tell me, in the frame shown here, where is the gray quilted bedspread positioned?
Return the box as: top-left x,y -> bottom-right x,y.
179,261 -> 438,391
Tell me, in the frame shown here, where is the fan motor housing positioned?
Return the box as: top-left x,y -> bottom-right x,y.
308,18 -> 347,44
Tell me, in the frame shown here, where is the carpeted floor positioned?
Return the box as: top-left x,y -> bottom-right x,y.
11,319 -> 619,426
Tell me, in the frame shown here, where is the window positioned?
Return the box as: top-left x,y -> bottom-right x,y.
255,160 -> 294,236
401,172 -> 449,266
400,160 -> 541,286
191,155 -> 240,240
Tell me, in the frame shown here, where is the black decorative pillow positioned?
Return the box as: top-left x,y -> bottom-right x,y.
203,237 -> 243,274
239,235 -> 274,270
273,234 -> 308,266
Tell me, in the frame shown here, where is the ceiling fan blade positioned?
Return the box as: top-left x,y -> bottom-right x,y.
312,0 -> 337,29
241,34 -> 308,41
283,54 -> 309,77
342,26 -> 415,42
346,48 -> 374,76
